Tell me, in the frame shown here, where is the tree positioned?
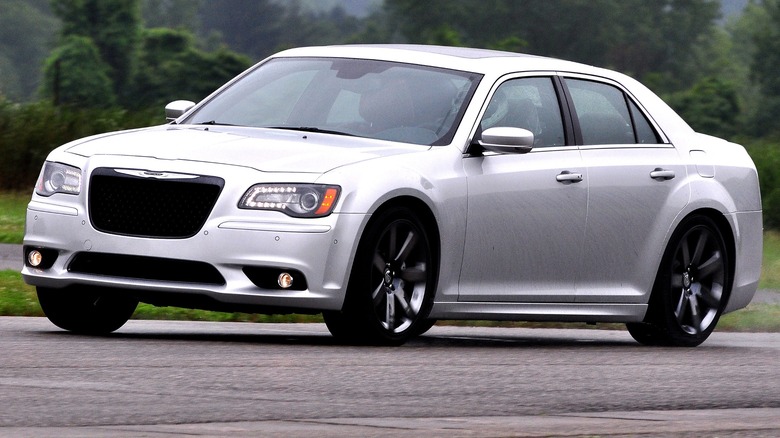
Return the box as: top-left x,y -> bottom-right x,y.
40,36 -> 115,107
132,28 -> 251,108
0,0 -> 58,101
382,0 -> 720,94
198,0 -> 288,59
605,0 -> 721,92
667,77 -> 741,139
751,0 -> 780,136
141,0 -> 202,30
51,0 -> 142,101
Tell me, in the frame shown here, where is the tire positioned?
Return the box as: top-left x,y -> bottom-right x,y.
325,206 -> 438,345
37,286 -> 138,335
627,215 -> 730,347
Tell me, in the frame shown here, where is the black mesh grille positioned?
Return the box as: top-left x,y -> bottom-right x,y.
69,252 -> 226,285
89,169 -> 223,238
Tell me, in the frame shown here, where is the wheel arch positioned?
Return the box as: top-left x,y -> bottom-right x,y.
686,208 -> 736,291
329,195 -> 443,343
340,194 -> 443,309
360,195 -> 442,280
666,207 -> 737,305
632,207 -> 736,346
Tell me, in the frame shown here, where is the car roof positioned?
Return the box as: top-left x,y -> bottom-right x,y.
272,44 -> 603,77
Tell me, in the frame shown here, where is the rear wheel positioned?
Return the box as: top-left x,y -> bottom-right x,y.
627,215 -> 730,347
325,206 -> 437,345
37,287 -> 138,335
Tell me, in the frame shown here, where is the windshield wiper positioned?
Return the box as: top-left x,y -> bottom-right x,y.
197,120 -> 236,126
267,126 -> 354,137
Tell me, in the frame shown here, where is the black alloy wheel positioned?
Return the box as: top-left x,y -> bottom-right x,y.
627,215 -> 730,347
324,206 -> 437,345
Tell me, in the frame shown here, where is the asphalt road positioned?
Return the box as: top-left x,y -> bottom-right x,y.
1,317 -> 779,437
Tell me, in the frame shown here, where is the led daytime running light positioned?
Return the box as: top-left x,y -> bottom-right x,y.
240,184 -> 340,217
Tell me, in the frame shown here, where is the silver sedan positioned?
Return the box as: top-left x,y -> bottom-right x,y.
22,45 -> 762,346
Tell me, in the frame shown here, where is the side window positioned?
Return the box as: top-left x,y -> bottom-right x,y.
480,77 -> 565,147
629,99 -> 661,144
566,78 -> 661,145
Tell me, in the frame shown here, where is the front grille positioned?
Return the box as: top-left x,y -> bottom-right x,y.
89,168 -> 223,238
69,252 -> 226,285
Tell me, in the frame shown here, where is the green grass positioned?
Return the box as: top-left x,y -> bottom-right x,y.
719,304 -> 780,332
0,270 -> 42,316
0,192 -> 28,244
1,192 -> 778,331
760,230 -> 780,289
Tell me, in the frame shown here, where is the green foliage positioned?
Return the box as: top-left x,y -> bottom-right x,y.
198,0 -> 366,59
666,77 -> 741,139
0,192 -> 27,244
51,0 -> 142,101
0,271 -> 42,316
745,139 -> 780,228
132,28 -> 251,108
141,0 -> 202,30
751,0 -> 780,136
40,35 -> 116,107
0,98 -> 160,190
0,0 -> 58,101
760,230 -> 780,289
383,0 -> 720,94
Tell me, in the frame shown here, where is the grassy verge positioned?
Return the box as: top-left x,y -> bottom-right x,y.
760,230 -> 780,289
0,270 -> 42,316
0,192 -> 28,243
718,303 -> 780,332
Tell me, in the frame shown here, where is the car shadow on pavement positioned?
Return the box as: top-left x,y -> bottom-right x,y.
36,326 -> 640,348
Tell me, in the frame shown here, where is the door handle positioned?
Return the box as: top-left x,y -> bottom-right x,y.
556,171 -> 583,183
650,168 -> 675,181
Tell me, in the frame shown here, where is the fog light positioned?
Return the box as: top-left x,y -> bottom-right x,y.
28,250 -> 43,267
278,272 -> 294,289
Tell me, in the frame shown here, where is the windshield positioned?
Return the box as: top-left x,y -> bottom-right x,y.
183,57 -> 482,146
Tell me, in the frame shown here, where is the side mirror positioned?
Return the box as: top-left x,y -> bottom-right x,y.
476,127 -> 534,154
165,100 -> 196,122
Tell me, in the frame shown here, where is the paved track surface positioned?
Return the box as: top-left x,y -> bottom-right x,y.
1,318 -> 779,437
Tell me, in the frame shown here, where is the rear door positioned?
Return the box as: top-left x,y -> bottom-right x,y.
562,77 -> 689,304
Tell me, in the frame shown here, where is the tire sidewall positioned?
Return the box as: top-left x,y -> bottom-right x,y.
649,214 -> 731,346
346,205 -> 438,344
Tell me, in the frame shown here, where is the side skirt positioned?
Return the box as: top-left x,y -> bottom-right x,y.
429,301 -> 647,323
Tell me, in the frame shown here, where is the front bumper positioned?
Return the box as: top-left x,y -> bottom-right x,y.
22,197 -> 367,313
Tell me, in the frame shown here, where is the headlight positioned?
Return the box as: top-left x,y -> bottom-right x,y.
239,184 -> 340,218
35,162 -> 82,196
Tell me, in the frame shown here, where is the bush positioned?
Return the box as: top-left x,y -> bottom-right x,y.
0,99 -> 160,190
745,139 -> 780,228
40,35 -> 117,108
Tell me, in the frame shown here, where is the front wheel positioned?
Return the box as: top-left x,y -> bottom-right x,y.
37,287 -> 138,335
627,215 -> 730,347
325,206 -> 437,345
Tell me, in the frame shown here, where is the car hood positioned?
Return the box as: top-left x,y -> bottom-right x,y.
64,125 -> 428,173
